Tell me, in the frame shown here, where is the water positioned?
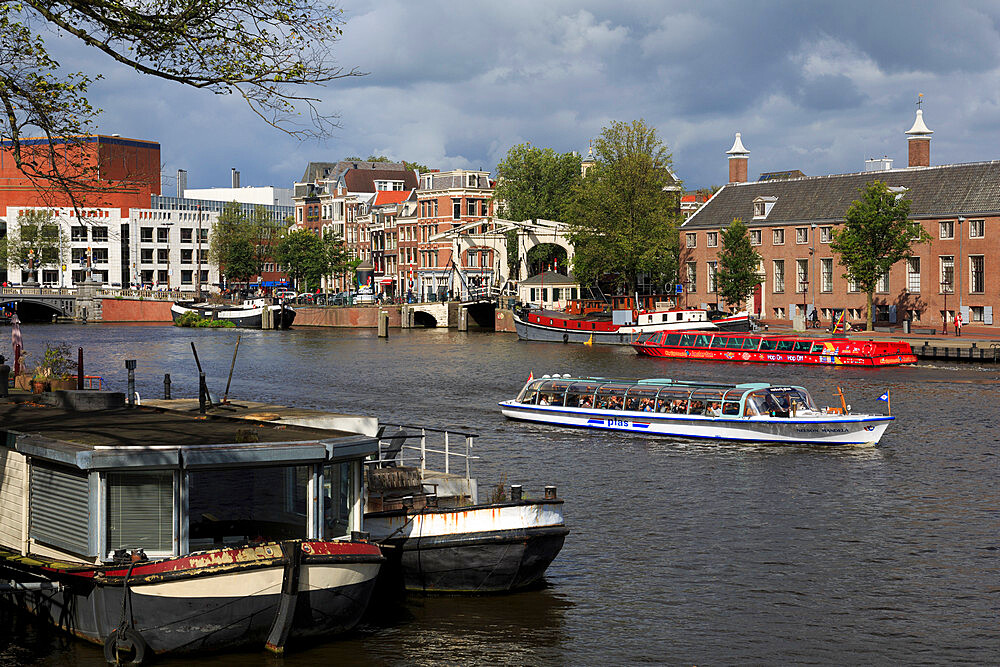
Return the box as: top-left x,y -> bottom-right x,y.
3,324 -> 999,665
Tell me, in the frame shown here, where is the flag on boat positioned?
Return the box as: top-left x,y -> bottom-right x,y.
877,389 -> 891,416
877,391 -> 889,402
527,371 -> 533,384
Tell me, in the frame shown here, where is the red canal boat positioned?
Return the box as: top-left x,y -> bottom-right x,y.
632,330 -> 917,366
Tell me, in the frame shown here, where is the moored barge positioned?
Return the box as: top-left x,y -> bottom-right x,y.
632,330 -> 916,366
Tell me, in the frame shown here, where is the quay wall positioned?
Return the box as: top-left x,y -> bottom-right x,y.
100,298 -> 173,322
495,308 -> 517,333
295,305 -> 402,328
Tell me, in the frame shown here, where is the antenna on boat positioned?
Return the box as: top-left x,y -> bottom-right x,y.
835,386 -> 848,414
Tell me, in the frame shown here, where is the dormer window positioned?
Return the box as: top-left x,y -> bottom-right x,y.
888,186 -> 909,201
467,174 -> 478,187
752,196 -> 777,219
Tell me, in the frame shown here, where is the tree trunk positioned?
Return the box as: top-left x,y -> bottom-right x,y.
866,291 -> 874,331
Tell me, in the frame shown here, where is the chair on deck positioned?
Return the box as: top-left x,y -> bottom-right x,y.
377,428 -> 408,468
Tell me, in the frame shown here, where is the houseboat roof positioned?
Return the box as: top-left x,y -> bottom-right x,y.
0,402 -> 378,471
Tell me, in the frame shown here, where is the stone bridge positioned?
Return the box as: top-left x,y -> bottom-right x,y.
400,299 -> 496,329
1,286 -> 181,322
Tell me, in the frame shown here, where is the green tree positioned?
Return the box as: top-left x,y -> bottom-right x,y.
273,228 -> 326,292
714,219 -> 763,311
1,1 -> 361,198
830,180 -> 931,331
321,229 -> 349,292
564,119 -> 681,294
0,209 -> 67,275
209,203 -> 282,286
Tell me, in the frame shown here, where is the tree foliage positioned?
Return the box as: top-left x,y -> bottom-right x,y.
209,203 -> 284,285
1,0 -> 361,202
714,218 -> 762,311
494,143 -> 581,222
273,227 -> 345,292
830,180 -> 930,330
0,209 -> 67,270
564,119 -> 681,294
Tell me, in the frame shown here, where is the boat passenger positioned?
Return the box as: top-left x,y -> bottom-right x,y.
641,398 -> 655,412
539,395 -> 550,406
706,402 -> 722,417
580,396 -> 593,408
690,400 -> 705,415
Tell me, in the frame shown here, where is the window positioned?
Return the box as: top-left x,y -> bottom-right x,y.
971,306 -> 985,322
433,201 -> 438,216
181,249 -> 192,264
685,262 -> 696,290
180,228 -> 192,243
939,221 -> 954,239
707,232 -> 718,248
157,228 -> 169,243
157,248 -> 169,263
752,196 -> 777,219
107,471 -> 174,555
821,258 -> 833,292
970,255 -> 984,293
140,248 -> 153,264
140,269 -> 153,284
467,199 -> 477,216
453,199 -> 461,220
200,269 -> 209,283
92,226 -> 108,242
940,256 -> 954,292
91,248 -> 108,264
181,270 -> 193,284
969,219 -> 984,238
707,261 -> 718,293
876,270 -> 889,293
157,270 -> 169,284
819,226 -> 832,243
772,260 -> 784,293
848,276 -> 859,293
796,259 -> 808,293
686,233 -> 697,248
749,230 -> 761,245
71,226 -> 87,242
796,227 -> 809,244
140,227 -> 153,243
772,229 -> 784,245
481,200 -> 489,216
907,257 -> 921,293
754,201 -> 765,217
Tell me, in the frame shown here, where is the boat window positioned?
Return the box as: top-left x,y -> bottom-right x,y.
726,337 -> 745,349
694,333 -> 714,347
323,461 -> 357,538
684,389 -> 725,415
793,341 -> 812,352
636,332 -> 658,344
188,465 -> 309,550
678,334 -> 697,347
623,386 -> 659,412
516,379 -> 547,403
107,471 -> 174,555
537,380 -> 570,406
711,336 -> 729,349
810,343 -> 827,354
654,389 -> 693,414
759,339 -> 777,351
595,384 -> 630,410
664,333 -> 681,346
767,387 -> 818,414
743,391 -> 772,417
775,340 -> 795,351
565,382 -> 600,408
742,337 -> 761,350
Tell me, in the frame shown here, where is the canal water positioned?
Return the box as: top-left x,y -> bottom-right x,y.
3,324 -> 998,665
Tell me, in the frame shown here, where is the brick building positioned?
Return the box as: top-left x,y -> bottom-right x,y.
681,108 -> 1000,330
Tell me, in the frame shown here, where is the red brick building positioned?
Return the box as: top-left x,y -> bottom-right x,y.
0,135 -> 160,215
681,109 -> 1000,331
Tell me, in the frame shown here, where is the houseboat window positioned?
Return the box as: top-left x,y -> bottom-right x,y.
759,339 -> 777,351
775,340 -> 795,351
187,465 -> 309,550
742,337 -> 761,350
695,334 -> 713,347
664,333 -> 681,346
793,341 -> 812,352
107,471 -> 174,556
726,337 -> 745,349
565,382 -> 600,407
595,384 -> 630,410
711,336 -> 729,349
323,462 -> 356,538
678,334 -> 697,346
623,386 -> 658,411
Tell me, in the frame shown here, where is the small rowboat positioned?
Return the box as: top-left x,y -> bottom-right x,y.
499,376 -> 893,446
632,330 -> 916,366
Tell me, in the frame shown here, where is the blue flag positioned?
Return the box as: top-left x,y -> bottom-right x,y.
877,391 -> 890,402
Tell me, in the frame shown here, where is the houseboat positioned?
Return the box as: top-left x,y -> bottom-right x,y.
0,394 -> 382,660
363,425 -> 569,594
632,330 -> 917,366
171,298 -> 295,329
499,375 -> 894,446
513,307 -> 721,345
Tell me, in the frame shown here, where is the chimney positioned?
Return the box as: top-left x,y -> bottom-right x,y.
176,169 -> 187,198
905,106 -> 932,168
231,168 -> 241,188
726,133 -> 750,184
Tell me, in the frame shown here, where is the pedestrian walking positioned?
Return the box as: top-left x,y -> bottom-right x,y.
954,311 -> 963,336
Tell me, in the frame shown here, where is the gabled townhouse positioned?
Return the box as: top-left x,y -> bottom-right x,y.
681,108 -> 1000,331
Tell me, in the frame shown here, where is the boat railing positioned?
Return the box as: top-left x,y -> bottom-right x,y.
371,422 -> 479,482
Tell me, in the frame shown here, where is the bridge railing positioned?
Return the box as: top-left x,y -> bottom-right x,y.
1,286 -> 78,296
98,288 -> 186,301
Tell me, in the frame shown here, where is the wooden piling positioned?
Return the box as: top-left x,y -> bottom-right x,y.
378,311 -> 389,338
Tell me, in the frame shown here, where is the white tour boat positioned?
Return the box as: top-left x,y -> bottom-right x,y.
499,375 -> 893,446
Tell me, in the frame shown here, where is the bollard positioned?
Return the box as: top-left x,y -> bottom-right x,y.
544,485 -> 557,499
199,372 -> 207,413
378,311 -> 388,338
458,308 -> 468,332
164,373 -> 171,400
510,484 -> 522,501
77,347 -> 84,390
125,360 -> 137,407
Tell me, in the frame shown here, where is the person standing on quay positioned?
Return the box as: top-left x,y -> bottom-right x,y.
954,311 -> 963,337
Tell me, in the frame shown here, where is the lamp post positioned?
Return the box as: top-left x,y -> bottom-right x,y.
957,216 -> 964,321
941,278 -> 951,334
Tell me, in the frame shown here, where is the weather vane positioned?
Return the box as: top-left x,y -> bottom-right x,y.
916,93 -> 923,109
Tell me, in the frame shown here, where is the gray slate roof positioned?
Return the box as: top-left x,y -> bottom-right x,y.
683,161 -> 1000,229
300,160 -> 411,184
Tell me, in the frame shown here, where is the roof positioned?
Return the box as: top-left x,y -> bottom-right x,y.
300,160 -> 414,185
343,167 -> 418,193
520,271 -> 578,286
682,161 -> 1000,229
372,189 -> 414,206
758,170 -> 806,181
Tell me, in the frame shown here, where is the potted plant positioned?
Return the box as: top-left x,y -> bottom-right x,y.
31,364 -> 51,393
34,344 -> 77,392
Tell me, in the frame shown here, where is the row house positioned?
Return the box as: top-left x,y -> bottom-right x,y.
681,108 -> 1000,330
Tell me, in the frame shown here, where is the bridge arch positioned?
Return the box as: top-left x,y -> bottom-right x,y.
1,297 -> 74,322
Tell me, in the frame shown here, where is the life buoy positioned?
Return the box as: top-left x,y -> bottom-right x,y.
104,628 -> 148,665
562,333 -> 569,344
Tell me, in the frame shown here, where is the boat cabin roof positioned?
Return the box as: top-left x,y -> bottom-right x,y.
0,403 -> 377,470
524,375 -> 801,395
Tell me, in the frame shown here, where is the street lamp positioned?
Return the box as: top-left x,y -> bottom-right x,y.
940,278 -> 951,333
957,216 -> 964,320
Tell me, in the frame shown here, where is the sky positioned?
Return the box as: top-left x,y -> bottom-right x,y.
56,1 -> 1000,195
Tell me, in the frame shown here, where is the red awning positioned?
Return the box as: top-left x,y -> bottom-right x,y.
378,278 -> 394,285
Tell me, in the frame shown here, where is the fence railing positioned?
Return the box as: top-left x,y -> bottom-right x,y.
369,422 -> 479,481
